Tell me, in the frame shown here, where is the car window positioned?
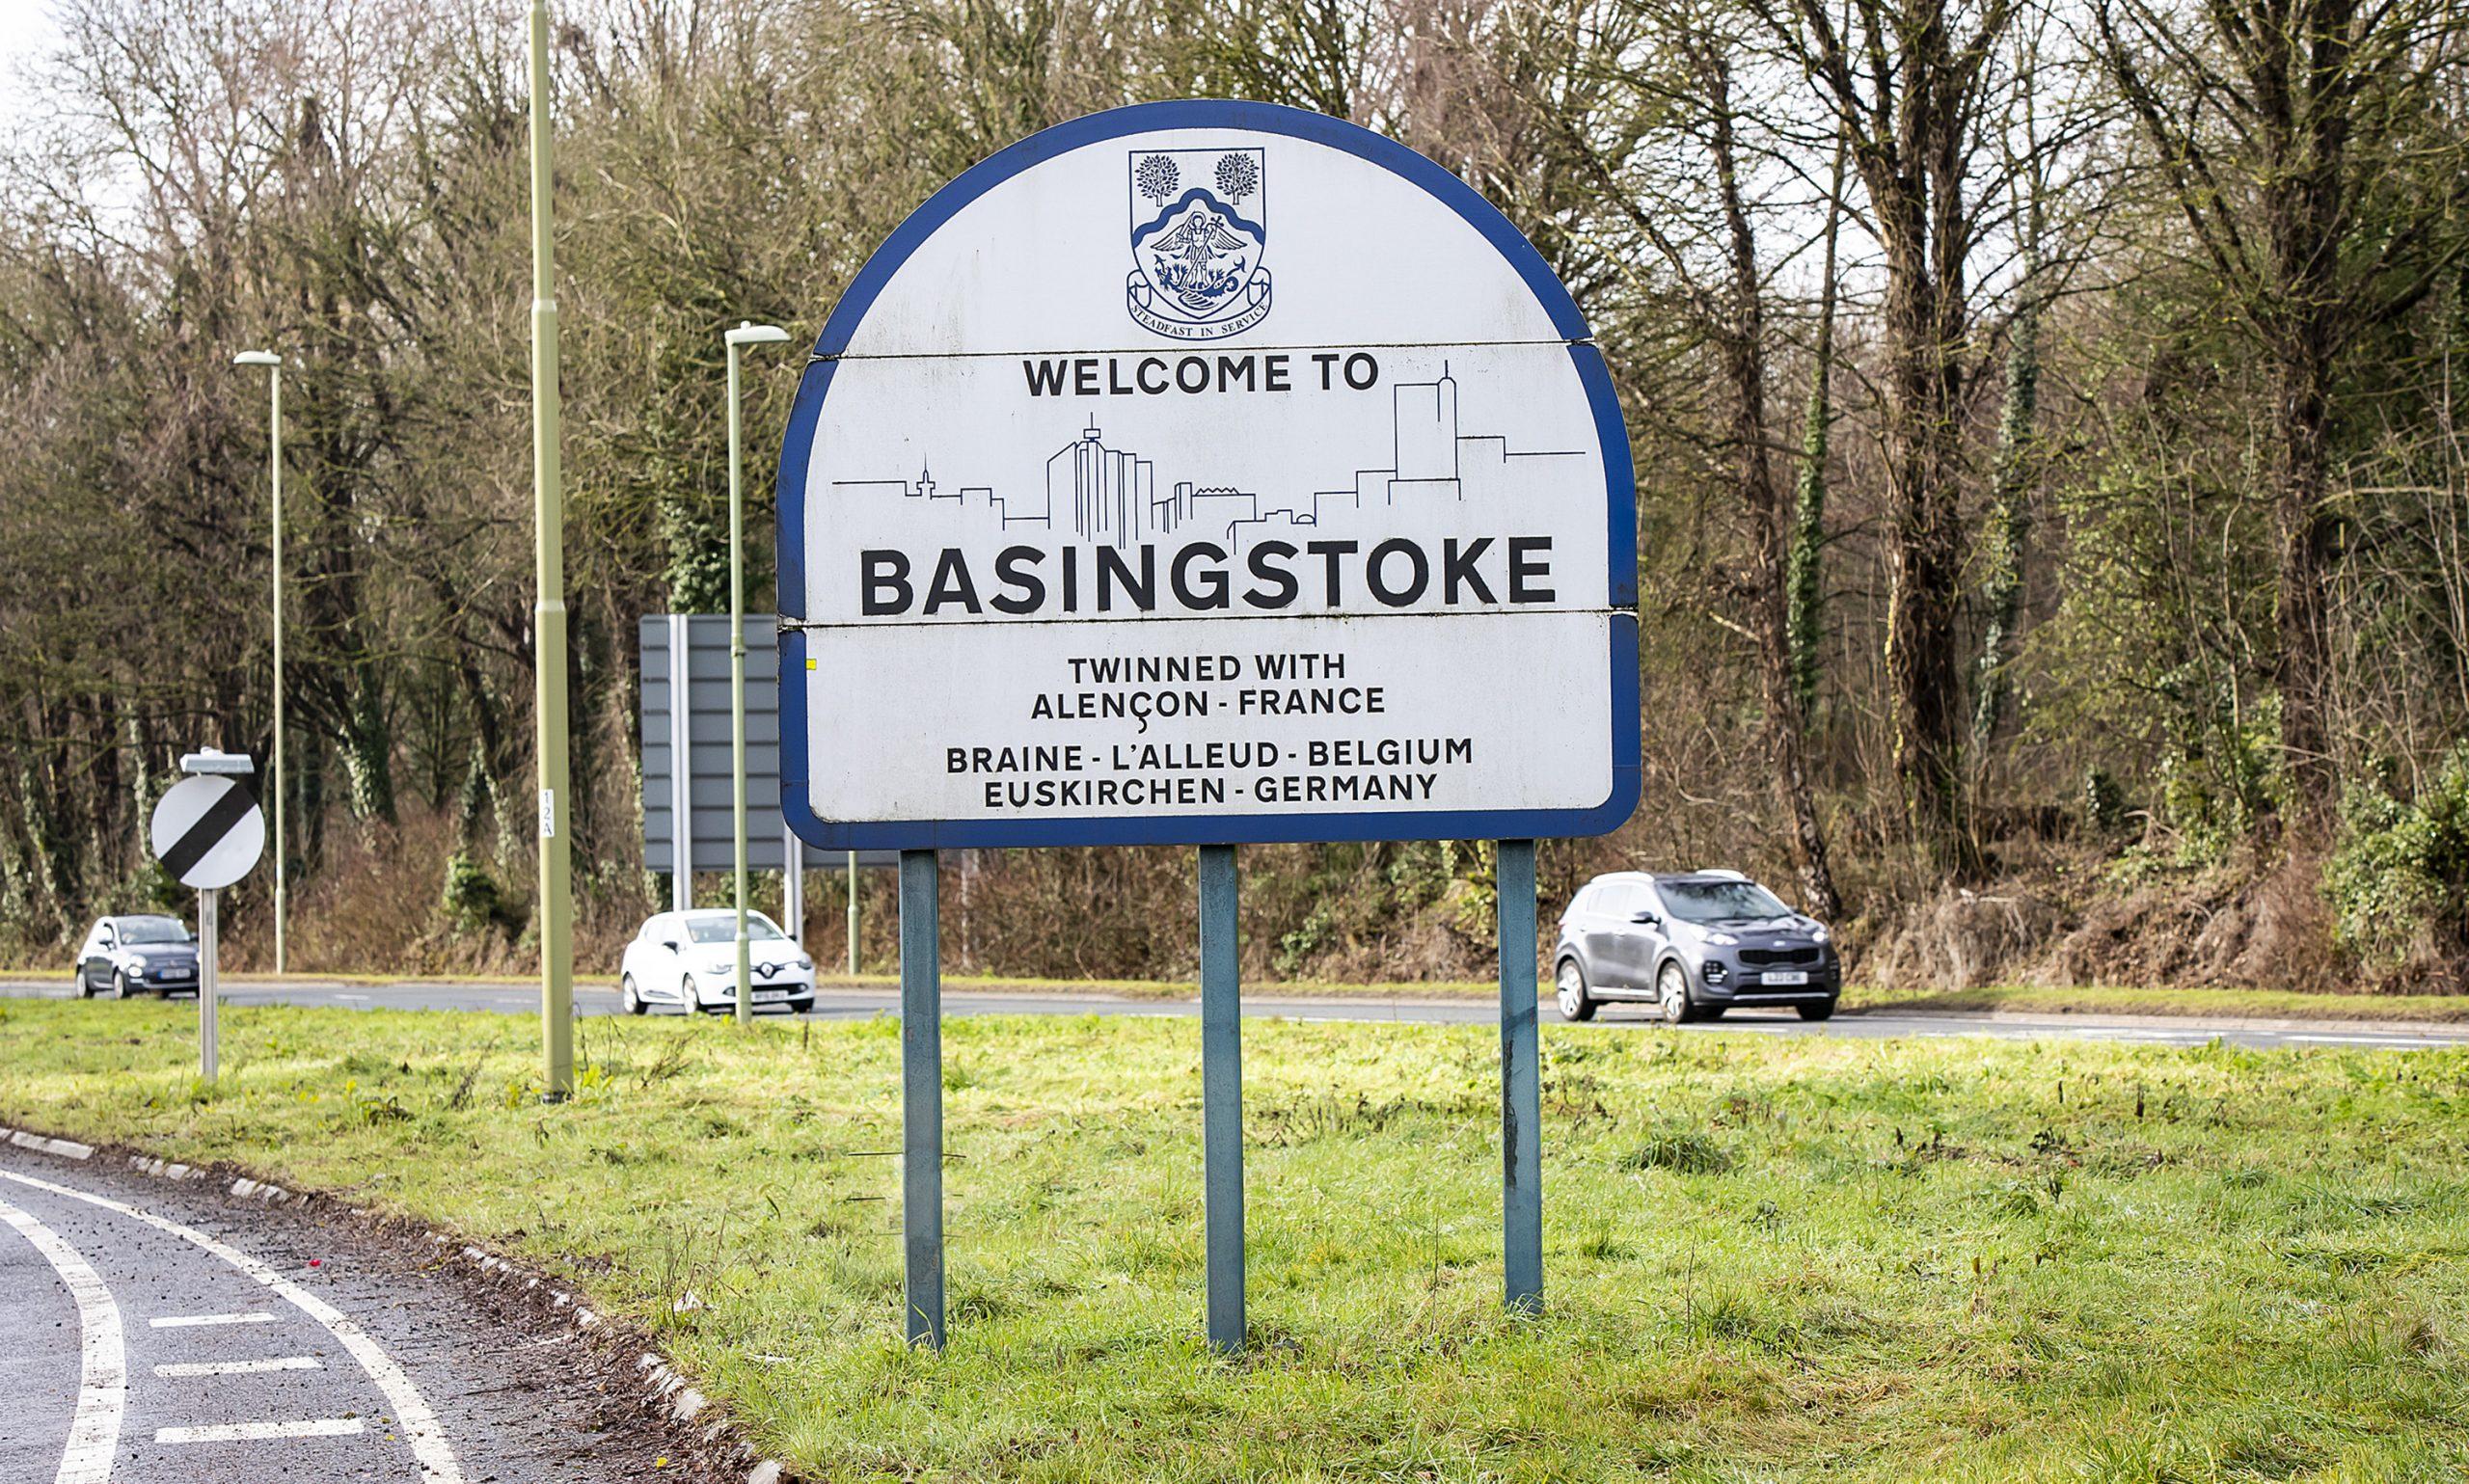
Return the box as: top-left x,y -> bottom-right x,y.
685,916 -> 791,944
1658,879 -> 1793,924
115,916 -> 188,945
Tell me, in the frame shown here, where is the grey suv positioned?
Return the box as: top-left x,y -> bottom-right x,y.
1554,872 -> 1837,1023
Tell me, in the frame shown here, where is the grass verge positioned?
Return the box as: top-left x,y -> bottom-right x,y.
3,1000 -> 2465,1480
1848,983 -> 2469,1023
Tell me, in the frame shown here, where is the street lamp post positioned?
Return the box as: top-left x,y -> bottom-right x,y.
232,351 -> 285,976
528,0 -> 573,1096
725,320 -> 792,1027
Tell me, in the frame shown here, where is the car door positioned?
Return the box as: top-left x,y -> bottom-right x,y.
81,923 -> 112,990
1604,883 -> 1669,989
1574,885 -> 1633,990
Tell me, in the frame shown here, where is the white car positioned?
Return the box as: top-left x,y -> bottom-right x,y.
618,909 -> 816,1015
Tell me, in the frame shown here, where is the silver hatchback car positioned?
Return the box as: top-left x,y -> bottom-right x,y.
1553,871 -> 1838,1023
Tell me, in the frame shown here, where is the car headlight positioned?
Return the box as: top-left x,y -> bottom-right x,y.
796,955 -> 813,970
1703,931 -> 1739,946
1811,927 -> 1831,943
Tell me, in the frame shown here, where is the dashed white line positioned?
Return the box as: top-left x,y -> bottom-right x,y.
150,1310 -> 277,1329
157,1418 -> 366,1444
0,1168 -> 465,1484
0,1193 -> 125,1484
154,1355 -> 324,1377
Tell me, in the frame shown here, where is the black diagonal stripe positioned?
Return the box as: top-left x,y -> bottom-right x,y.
160,781 -> 258,883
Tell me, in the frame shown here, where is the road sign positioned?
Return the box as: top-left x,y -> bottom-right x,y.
777,99 -> 1639,850
149,775 -> 265,891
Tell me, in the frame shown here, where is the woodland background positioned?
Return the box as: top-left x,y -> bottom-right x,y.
6,0 -> 2469,989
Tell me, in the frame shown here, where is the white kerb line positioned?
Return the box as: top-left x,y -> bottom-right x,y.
0,1168 -> 464,1484
0,1194 -> 125,1484
150,1310 -> 277,1328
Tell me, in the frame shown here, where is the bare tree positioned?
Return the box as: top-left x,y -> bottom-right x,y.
2096,0 -> 2469,827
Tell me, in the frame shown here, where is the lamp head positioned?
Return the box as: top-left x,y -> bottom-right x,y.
725,321 -> 792,347
232,350 -> 281,367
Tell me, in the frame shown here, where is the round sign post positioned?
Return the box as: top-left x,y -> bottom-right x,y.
151,766 -> 266,1081
779,101 -> 1639,1349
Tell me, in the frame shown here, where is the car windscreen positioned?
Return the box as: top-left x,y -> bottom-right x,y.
685,917 -> 789,944
1658,880 -> 1793,924
116,917 -> 188,945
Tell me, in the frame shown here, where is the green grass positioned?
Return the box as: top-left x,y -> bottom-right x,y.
3,1000 -> 2466,1481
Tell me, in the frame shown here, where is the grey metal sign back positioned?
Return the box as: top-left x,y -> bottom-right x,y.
638,615 -> 895,908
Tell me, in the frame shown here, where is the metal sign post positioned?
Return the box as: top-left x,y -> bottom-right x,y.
1497,839 -> 1542,1311
899,850 -> 945,1348
197,887 -> 220,1079
773,100 -> 1641,1346
1198,845 -> 1244,1351
152,752 -> 265,1084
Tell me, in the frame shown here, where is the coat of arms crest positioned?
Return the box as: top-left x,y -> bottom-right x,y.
1126,148 -> 1270,339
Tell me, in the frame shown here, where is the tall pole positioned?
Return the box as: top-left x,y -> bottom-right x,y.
723,322 -> 790,1027
528,0 -> 573,1099
269,369 -> 284,976
233,351 -> 285,974
729,336 -> 750,1027
847,850 -> 859,974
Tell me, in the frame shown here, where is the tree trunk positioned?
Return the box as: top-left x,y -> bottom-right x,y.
1708,52 -> 1842,919
1787,134 -> 1848,723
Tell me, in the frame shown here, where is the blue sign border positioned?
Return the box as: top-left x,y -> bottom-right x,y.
776,99 -> 1639,850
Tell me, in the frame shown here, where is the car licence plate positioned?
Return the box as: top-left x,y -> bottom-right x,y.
1764,969 -> 1809,985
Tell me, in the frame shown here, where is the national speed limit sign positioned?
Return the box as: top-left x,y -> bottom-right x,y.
150,775 -> 265,890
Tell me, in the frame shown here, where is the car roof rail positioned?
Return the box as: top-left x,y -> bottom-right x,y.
1691,868 -> 1750,880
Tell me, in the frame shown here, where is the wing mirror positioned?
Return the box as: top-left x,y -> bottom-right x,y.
1631,910 -> 1662,927
662,939 -> 682,954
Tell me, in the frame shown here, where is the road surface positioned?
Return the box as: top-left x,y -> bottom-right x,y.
0,1145 -> 698,1483
4,977 -> 2462,1051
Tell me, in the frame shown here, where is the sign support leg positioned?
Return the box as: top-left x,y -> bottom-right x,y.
1198,843 -> 1243,1354
899,850 -> 945,1349
847,850 -> 859,975
198,887 -> 219,1082
1498,838 -> 1542,1313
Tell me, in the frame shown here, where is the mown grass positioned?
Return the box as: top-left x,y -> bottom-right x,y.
3,999 -> 2465,1481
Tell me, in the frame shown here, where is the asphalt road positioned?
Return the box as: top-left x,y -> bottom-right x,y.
5,977 -> 2463,1051
0,1147 -> 677,1484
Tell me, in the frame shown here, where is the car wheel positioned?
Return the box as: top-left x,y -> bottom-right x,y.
113,968 -> 134,1000
1657,961 -> 1695,1024
679,974 -> 701,1013
78,963 -> 97,999
621,974 -> 647,1015
1798,999 -> 1836,1022
1555,958 -> 1596,1021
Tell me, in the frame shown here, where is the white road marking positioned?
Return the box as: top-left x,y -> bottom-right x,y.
2284,1033 -> 2447,1047
150,1311 -> 276,1329
334,994 -> 371,1002
0,1193 -> 125,1484
0,1169 -> 465,1484
156,1418 -> 366,1444
153,1356 -> 323,1377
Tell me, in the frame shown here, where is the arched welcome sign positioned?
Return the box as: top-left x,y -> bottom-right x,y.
778,100 -> 1639,850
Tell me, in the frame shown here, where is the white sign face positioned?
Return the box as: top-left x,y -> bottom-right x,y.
150,775 -> 265,890
779,101 -> 1638,849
